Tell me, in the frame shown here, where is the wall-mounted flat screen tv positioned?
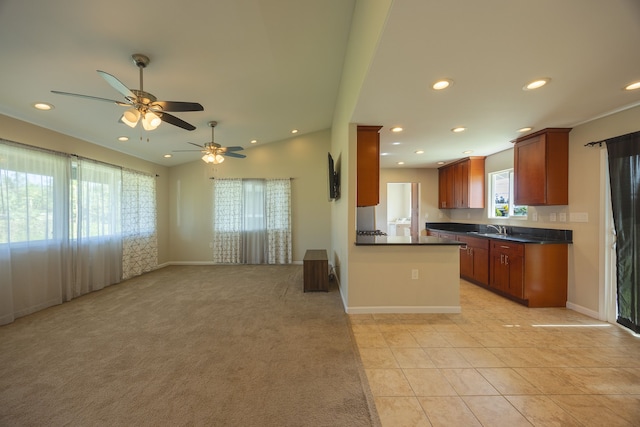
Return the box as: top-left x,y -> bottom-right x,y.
328,152 -> 340,200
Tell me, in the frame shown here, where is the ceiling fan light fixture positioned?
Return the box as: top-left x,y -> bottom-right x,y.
122,108 -> 140,128
202,153 -> 216,163
142,111 -> 161,130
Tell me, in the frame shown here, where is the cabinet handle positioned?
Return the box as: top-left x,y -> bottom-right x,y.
500,245 -> 510,249
469,248 -> 473,255
500,254 -> 504,264
505,255 -> 509,265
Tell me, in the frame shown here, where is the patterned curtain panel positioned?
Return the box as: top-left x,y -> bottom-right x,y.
266,179 -> 292,264
121,169 -> 158,280
213,179 -> 243,263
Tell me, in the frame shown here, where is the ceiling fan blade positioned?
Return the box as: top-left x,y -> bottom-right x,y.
159,112 -> 196,131
51,90 -> 130,106
172,149 -> 204,152
97,70 -> 136,100
223,146 -> 244,152
151,101 -> 204,112
186,142 -> 205,148
223,152 -> 246,158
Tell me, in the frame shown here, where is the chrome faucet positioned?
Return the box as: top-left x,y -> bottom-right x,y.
487,224 -> 507,235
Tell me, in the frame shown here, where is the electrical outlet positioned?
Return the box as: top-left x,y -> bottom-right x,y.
559,212 -> 567,222
411,269 -> 419,279
550,213 -> 557,222
532,212 -> 538,221
570,212 -> 589,222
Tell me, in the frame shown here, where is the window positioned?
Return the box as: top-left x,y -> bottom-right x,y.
489,169 -> 527,219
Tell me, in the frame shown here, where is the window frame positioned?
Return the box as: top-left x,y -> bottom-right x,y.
488,168 -> 527,220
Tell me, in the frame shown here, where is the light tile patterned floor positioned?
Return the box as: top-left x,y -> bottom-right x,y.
349,279 -> 640,427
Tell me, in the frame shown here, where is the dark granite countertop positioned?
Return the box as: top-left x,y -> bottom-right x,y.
426,222 -> 573,244
355,235 -> 464,246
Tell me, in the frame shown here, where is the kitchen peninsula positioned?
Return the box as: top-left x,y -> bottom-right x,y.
348,235 -> 464,314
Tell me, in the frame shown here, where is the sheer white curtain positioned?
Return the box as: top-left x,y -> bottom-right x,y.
67,159 -> 122,299
122,169 -> 157,279
266,179 -> 291,264
243,179 -> 266,264
0,143 -> 70,325
212,178 -> 291,264
212,179 -> 243,263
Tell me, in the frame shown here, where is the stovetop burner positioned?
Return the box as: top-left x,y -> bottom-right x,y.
357,230 -> 387,236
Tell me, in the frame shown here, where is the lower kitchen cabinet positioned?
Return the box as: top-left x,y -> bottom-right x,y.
489,240 -> 524,299
458,235 -> 489,286
489,240 -> 567,307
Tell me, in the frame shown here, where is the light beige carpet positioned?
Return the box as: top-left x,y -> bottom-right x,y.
0,265 -> 380,426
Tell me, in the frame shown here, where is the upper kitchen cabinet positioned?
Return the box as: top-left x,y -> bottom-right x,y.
438,157 -> 485,208
357,125 -> 382,207
513,128 -> 571,206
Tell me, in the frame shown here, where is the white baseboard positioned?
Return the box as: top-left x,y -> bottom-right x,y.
346,306 -> 461,314
566,301 -> 600,319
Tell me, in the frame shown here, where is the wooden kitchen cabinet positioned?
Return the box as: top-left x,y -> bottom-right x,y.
513,128 -> 571,206
489,240 -> 524,299
357,125 -> 382,207
438,157 -> 485,208
458,235 -> 489,286
489,240 -> 568,307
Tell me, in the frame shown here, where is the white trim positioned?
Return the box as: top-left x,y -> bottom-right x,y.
566,301 -> 600,320
346,305 -> 461,314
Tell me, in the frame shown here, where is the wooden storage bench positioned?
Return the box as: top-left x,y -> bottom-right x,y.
303,249 -> 329,292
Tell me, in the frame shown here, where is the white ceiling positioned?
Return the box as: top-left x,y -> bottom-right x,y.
1,0 -> 640,168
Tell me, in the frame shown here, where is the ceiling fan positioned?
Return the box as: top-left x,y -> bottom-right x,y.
174,121 -> 246,164
51,53 -> 203,131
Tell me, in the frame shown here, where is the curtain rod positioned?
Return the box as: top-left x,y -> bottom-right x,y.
585,130 -> 640,147
209,177 -> 293,180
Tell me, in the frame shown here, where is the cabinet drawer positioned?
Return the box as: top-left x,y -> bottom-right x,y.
490,240 -> 524,256
458,235 -> 489,250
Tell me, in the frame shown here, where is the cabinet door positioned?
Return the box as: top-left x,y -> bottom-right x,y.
454,160 -> 469,208
438,166 -> 454,208
357,126 -> 382,206
514,134 -> 547,205
489,250 -> 508,292
505,252 -> 524,299
472,247 -> 489,285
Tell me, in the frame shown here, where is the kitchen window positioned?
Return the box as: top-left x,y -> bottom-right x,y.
489,169 -> 527,219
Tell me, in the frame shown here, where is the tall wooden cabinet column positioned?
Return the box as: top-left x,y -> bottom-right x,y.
357,125 -> 382,207
513,128 -> 571,205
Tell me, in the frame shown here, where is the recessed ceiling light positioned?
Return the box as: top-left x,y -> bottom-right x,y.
437,161 -> 445,165
381,152 -> 389,156
163,154 -> 172,158
397,161 -> 405,165
392,141 -> 401,145
391,127 -> 403,132
250,139 -> 258,144
415,150 -> 424,154
291,129 -> 298,134
117,136 -> 129,142
624,81 -> 640,91
451,127 -> 466,133
33,102 -> 54,110
523,78 -> 550,90
463,150 -> 473,154
518,127 -> 533,133
432,79 -> 453,90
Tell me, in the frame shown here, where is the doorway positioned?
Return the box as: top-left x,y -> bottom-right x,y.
386,182 -> 419,238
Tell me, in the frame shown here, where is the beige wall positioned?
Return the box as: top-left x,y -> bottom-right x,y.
0,114 -> 171,264
167,129 -> 332,263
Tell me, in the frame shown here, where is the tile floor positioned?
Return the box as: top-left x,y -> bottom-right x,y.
349,279 -> 640,427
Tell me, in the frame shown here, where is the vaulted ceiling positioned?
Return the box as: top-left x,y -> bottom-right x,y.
1,0 -> 639,168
